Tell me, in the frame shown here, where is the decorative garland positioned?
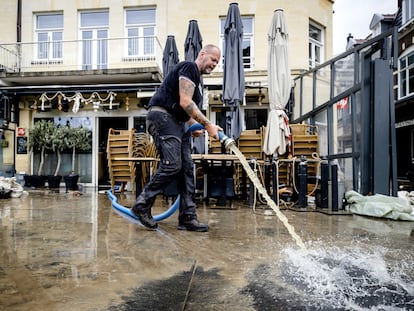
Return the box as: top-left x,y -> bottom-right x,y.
38,91 -> 117,113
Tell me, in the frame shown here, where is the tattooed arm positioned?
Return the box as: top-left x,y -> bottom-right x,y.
179,77 -> 221,139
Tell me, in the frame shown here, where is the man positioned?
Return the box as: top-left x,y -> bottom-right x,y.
131,44 -> 223,232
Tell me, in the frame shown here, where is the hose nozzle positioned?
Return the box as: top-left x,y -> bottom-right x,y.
218,132 -> 236,149
186,123 -> 235,150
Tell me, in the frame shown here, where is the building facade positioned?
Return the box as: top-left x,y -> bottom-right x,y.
0,0 -> 334,188
395,0 -> 414,184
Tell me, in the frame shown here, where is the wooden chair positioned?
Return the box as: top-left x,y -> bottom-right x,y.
106,128 -> 136,193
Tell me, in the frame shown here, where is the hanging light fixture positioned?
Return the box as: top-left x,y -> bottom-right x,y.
125,96 -> 130,111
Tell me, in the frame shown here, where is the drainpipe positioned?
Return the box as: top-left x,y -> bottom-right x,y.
17,0 -> 22,71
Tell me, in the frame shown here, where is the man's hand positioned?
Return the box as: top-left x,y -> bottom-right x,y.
191,129 -> 204,137
205,123 -> 223,140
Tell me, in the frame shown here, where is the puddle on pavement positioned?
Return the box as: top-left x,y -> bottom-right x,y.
242,242 -> 414,310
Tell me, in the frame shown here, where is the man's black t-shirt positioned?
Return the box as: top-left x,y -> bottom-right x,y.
149,61 -> 202,122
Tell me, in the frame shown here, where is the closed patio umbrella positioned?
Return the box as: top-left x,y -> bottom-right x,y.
263,9 -> 292,156
184,20 -> 203,62
162,35 -> 179,77
184,20 -> 205,153
223,2 -> 245,140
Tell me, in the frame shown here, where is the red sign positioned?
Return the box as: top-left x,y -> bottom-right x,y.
17,127 -> 26,136
336,97 -> 349,109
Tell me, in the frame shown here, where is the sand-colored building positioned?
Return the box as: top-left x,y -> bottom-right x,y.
0,0 -> 334,188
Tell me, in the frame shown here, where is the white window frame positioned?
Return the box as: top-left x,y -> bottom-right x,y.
309,21 -> 324,69
124,8 -> 156,59
398,48 -> 414,99
219,15 -> 255,71
34,13 -> 63,62
79,10 -> 109,70
402,0 -> 414,24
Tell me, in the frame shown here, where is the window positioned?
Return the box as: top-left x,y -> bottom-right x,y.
398,51 -> 414,98
35,13 -> 63,61
219,16 -> 254,70
403,0 -> 414,24
309,22 -> 324,68
244,108 -> 267,129
125,8 -> 156,57
80,11 -> 108,70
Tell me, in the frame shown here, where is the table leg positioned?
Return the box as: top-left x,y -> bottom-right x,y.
135,162 -> 143,198
217,160 -> 227,206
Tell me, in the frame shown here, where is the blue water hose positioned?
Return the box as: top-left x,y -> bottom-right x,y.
107,122 -> 233,222
108,188 -> 179,222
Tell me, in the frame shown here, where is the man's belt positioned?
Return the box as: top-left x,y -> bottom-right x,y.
148,106 -> 169,114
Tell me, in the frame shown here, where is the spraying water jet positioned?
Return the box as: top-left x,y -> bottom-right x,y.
189,123 -> 306,249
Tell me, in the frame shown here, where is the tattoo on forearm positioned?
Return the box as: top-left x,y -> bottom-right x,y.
184,102 -> 211,126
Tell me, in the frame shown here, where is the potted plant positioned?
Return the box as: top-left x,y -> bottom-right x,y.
64,126 -> 92,191
26,120 -> 55,188
47,125 -> 68,189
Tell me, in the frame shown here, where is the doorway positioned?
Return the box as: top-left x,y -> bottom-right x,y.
98,117 -> 128,187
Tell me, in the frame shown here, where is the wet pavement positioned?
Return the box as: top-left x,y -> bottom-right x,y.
0,188 -> 414,311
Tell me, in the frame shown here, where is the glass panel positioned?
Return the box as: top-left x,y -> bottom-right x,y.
242,38 -> 251,68
37,32 -> 48,42
82,31 -> 92,70
37,14 -> 63,29
409,67 -> 414,94
334,54 -> 354,97
314,45 -> 321,65
354,91 -> 361,152
292,79 -> 301,119
126,9 -> 155,25
52,32 -> 62,41
314,110 -> 328,157
52,32 -> 62,59
400,57 -> 406,69
220,19 -> 225,34
408,53 -> 414,66
404,0 -> 410,23
242,17 -> 252,33
400,70 -> 407,97
32,118 -> 93,182
334,96 -> 352,155
336,157 -> 353,205
37,33 -> 48,59
309,24 -> 321,42
80,11 -> 109,27
315,65 -> 331,107
244,108 -> 267,129
128,28 -> 138,36
97,30 -> 108,69
301,73 -> 313,115
0,129 -> 15,177
143,28 -> 154,55
128,29 -> 138,56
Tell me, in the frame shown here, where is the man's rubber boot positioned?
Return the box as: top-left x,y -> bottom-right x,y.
178,215 -> 208,232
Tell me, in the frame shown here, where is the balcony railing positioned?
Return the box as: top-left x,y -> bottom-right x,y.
0,36 -> 164,73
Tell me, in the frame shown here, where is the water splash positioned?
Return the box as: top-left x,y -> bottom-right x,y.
280,244 -> 414,310
228,144 -> 306,249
